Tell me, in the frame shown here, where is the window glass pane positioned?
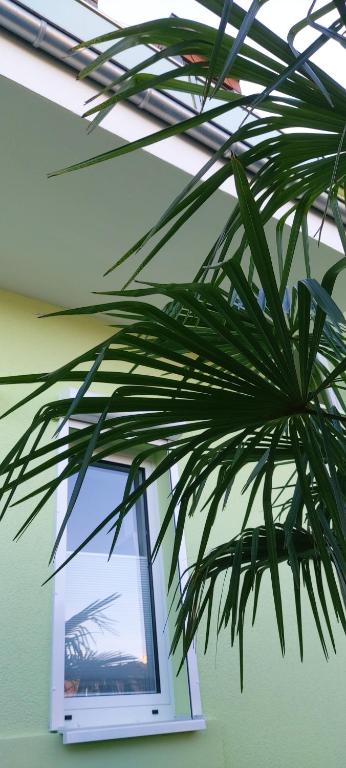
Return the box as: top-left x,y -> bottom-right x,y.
64,463 -> 160,698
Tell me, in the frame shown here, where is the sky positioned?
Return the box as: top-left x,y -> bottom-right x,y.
98,0 -> 345,88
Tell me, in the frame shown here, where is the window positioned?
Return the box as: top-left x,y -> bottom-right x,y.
50,420 -> 205,743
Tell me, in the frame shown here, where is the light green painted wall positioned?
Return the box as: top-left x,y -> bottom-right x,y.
0,289 -> 345,768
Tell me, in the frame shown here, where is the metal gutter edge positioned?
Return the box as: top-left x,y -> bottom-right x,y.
0,0 -> 342,225
0,0 -> 245,156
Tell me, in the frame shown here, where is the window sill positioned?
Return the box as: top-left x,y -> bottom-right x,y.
60,717 -> 206,744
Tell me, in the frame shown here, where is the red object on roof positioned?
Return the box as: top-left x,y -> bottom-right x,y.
182,53 -> 241,93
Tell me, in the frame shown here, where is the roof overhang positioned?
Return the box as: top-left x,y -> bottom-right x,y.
0,1 -> 344,311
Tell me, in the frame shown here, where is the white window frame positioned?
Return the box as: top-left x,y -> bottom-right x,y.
50,414 -> 205,743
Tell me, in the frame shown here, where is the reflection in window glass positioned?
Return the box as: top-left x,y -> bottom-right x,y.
64,463 -> 160,698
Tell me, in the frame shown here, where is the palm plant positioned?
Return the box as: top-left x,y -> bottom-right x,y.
0,2 -> 345,685
1,159 -> 345,685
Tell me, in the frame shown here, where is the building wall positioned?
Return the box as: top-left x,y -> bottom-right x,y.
0,289 -> 345,768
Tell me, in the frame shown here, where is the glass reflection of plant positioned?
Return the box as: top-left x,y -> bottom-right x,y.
65,592 -> 120,668
64,593 -> 154,696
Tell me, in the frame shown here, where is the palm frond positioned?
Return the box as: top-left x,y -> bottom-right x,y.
46,2 -> 346,285
1,205 -> 345,677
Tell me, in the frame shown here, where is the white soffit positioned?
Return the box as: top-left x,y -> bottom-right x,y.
0,29 -> 235,193
0,67 -> 233,309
